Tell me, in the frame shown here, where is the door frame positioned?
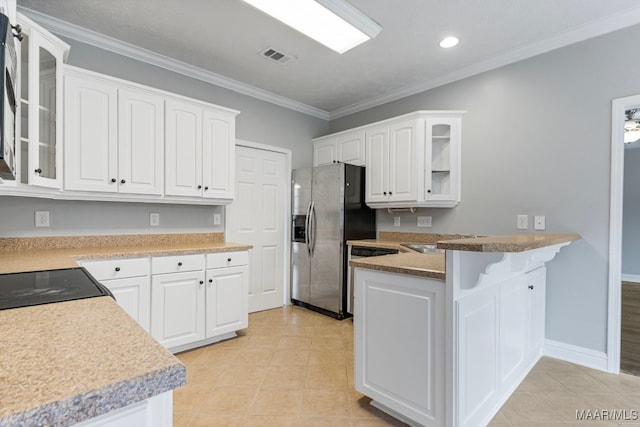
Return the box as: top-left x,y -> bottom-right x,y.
608,94 -> 640,373
228,139 -> 292,307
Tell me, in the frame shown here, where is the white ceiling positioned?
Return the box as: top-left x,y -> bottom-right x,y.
16,0 -> 640,119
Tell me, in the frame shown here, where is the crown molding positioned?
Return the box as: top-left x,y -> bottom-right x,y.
329,5 -> 640,120
18,5 -> 640,123
17,6 -> 330,121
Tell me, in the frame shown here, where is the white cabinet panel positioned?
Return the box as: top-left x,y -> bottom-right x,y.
365,126 -> 388,203
165,99 -> 203,197
102,276 -> 151,333
202,109 -> 234,199
206,251 -> 249,269
526,267 -> 546,354
151,270 -> 205,349
337,131 -> 365,166
388,120 -> 420,202
152,254 -> 205,275
82,257 -> 149,281
499,276 -> 528,389
205,265 -> 248,338
64,74 -> 118,192
313,139 -> 336,167
118,89 -> 164,195
355,268 -> 444,427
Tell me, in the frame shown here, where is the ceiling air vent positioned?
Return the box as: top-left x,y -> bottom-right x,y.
260,47 -> 295,64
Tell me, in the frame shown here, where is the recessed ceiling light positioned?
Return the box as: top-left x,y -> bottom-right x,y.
439,36 -> 459,49
243,0 -> 382,54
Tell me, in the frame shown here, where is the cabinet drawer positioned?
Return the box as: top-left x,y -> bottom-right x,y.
81,257 -> 150,281
152,254 -> 205,275
206,251 -> 249,269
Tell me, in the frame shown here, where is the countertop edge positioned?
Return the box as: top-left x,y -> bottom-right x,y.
436,233 -> 581,252
1,363 -> 186,427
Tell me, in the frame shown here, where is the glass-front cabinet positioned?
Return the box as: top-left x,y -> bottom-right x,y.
425,115 -> 461,204
17,13 -> 69,188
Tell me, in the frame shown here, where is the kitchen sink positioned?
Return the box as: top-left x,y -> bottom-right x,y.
400,243 -> 445,254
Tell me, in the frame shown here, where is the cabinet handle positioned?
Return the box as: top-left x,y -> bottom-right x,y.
528,285 -> 534,290
34,168 -> 42,174
197,185 -> 202,189
204,186 -> 209,191
178,262 -> 183,267
427,189 -> 431,193
383,191 -> 387,195
199,280 -> 204,285
227,258 -> 232,262
115,267 -> 120,272
208,279 -> 213,283
389,191 -> 392,195
111,178 -> 117,183
120,179 -> 126,184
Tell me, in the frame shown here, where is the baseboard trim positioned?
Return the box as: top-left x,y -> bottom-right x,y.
544,339 -> 609,372
622,273 -> 640,283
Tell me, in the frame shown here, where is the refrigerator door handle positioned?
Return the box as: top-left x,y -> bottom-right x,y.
305,201 -> 312,255
309,201 -> 316,257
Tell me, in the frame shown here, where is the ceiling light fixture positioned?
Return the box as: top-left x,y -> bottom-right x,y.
439,36 -> 459,48
242,0 -> 382,54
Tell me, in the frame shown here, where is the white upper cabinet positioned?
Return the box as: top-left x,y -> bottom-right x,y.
65,67 -> 164,195
17,13 -> 69,189
314,111 -> 463,208
313,129 -> 365,167
165,100 -> 237,200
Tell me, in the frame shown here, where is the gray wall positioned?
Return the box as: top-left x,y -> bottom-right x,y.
328,24 -> 640,353
0,37 -> 326,238
623,147 -> 640,276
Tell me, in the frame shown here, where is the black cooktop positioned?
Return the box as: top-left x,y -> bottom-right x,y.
0,267 -> 113,310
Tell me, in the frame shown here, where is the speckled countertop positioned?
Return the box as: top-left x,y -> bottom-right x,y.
347,232 -> 580,278
0,297 -> 186,426
0,232 -> 252,274
0,232 -> 250,426
436,233 -> 580,252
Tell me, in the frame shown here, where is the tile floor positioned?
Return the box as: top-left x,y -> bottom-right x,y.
173,305 -> 640,427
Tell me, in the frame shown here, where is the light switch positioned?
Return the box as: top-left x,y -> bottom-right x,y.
534,215 -> 546,231
35,211 -> 50,228
417,216 -> 432,227
516,214 -> 528,230
213,213 -> 221,225
393,216 -> 401,227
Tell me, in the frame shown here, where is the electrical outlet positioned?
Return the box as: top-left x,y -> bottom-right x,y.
213,213 -> 221,225
35,211 -> 50,228
516,214 -> 528,230
150,213 -> 160,227
393,216 -> 401,227
534,215 -> 546,231
417,216 -> 432,227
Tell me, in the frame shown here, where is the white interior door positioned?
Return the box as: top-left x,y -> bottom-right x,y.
226,143 -> 289,313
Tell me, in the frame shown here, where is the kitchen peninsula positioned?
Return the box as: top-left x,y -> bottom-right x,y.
0,233 -> 251,426
350,233 -> 579,427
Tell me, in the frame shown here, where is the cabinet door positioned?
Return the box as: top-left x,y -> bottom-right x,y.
364,126 -> 389,203
28,30 -> 65,189
388,120 -> 420,202
526,267 -> 546,355
205,266 -> 248,338
202,108 -> 235,200
337,131 -> 365,166
425,116 -> 460,203
118,88 -> 164,195
102,276 -> 151,333
165,100 -> 203,197
151,270 -> 205,349
313,138 -> 337,167
498,276 -> 528,389
64,72 -> 118,192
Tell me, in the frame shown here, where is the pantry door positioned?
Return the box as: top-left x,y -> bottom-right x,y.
226,142 -> 290,313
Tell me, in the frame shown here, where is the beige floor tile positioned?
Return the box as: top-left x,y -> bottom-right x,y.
216,364 -> 268,386
233,348 -> 274,366
502,391 -> 564,423
188,413 -> 245,427
270,349 -> 310,366
277,335 -> 313,350
244,334 -> 281,349
301,388 -> 351,417
516,370 -> 571,393
586,369 -> 640,395
294,416 -> 354,427
351,417 -> 407,426
243,415 -> 300,427
185,361 -> 228,386
175,347 -> 206,364
538,391 -> 594,422
262,365 -> 307,389
196,347 -> 239,365
172,411 -> 193,427
313,322 -> 346,336
173,384 -> 215,412
488,410 -> 512,426
200,385 -> 259,414
248,388 -> 303,416
211,334 -> 250,349
305,363 -> 348,389
312,335 -> 349,350
547,372 -> 615,394
309,349 -> 348,366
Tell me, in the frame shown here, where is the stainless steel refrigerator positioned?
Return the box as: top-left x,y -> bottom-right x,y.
291,163 -> 376,319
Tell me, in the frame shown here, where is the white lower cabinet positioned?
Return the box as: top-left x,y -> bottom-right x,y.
81,258 -> 151,332
205,266 -> 248,338
151,269 -> 206,349
354,268 -> 445,427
